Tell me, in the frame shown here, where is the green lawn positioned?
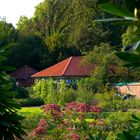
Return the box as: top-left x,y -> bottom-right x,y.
19,107 -> 42,114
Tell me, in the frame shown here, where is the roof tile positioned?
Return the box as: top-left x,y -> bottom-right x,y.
32,56 -> 95,77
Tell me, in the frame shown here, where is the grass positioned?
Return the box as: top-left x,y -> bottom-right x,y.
19,107 -> 43,133
19,107 -> 43,114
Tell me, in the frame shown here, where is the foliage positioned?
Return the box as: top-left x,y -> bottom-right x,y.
46,78 -> 57,104
20,111 -> 43,133
4,75 -> 29,99
76,79 -> 95,104
84,43 -> 126,92
0,41 -> 25,138
56,80 -> 76,105
33,79 -> 76,105
0,18 -> 17,47
32,79 -> 48,99
98,0 -> 140,69
16,98 -> 44,107
15,0 -> 110,65
94,90 -> 140,112
6,35 -> 52,70
117,114 -> 140,140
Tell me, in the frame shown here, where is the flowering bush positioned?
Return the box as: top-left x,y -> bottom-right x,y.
90,106 -> 102,112
69,133 -> 80,140
75,103 -> 90,112
32,119 -> 48,136
42,104 -> 61,112
65,102 -> 101,113
65,102 -> 78,111
22,103 -> 140,140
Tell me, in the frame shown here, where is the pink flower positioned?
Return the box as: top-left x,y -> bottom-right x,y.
65,102 -> 90,112
90,106 -> 102,113
75,103 -> 90,112
37,119 -> 48,128
70,133 -> 80,140
32,119 -> 48,136
67,127 -> 75,131
42,104 -> 61,112
65,102 -> 78,111
32,126 -> 46,136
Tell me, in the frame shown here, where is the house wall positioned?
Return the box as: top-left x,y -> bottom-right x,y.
34,76 -> 88,86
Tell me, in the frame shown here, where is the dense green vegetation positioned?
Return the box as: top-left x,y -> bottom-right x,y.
0,40 -> 25,139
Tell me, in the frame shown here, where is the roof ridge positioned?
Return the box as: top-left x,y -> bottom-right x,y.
62,56 -> 73,76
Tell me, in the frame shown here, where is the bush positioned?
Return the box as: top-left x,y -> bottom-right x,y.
22,102 -> 140,139
46,79 -> 57,104
76,79 -> 94,104
20,112 -> 43,133
16,98 -> 44,107
15,87 -> 29,99
32,79 -> 48,99
94,90 -> 125,112
94,91 -> 140,112
57,81 -> 76,105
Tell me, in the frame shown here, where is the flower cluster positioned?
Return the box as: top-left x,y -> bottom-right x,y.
76,103 -> 90,112
65,102 -> 102,113
90,106 -> 102,112
42,104 -> 61,113
65,102 -> 78,111
69,133 -> 80,140
32,119 -> 48,136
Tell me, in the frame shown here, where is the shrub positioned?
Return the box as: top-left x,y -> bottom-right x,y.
15,87 -> 29,99
20,111 -> 43,133
32,119 -> 48,136
16,98 -> 44,107
94,90 -> 125,112
42,104 -> 61,112
94,90 -> 140,112
0,44 -> 25,139
46,79 -> 57,104
22,102 -> 140,139
76,79 -> 94,104
57,81 -> 76,105
32,79 -> 48,99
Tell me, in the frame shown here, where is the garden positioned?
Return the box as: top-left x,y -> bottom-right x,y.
0,0 -> 140,139
17,79 -> 140,139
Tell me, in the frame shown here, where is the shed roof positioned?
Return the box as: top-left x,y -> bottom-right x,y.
10,65 -> 37,79
32,56 -> 95,78
115,83 -> 140,98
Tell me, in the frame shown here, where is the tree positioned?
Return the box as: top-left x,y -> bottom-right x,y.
6,35 -> 52,70
97,0 -> 140,69
0,44 -> 25,139
84,43 -> 127,92
20,0 -> 110,53
0,18 -> 17,47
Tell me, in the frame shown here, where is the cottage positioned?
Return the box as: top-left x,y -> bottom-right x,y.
10,65 -> 37,87
31,56 -> 95,85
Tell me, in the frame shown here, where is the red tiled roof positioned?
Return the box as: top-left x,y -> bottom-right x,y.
32,56 -> 95,78
10,65 -> 37,79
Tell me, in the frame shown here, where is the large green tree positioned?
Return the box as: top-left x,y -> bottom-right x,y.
17,0 -> 110,53
0,20 -> 25,139
6,35 -> 52,70
0,18 -> 17,47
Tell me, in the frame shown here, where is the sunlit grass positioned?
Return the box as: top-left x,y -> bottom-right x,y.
19,107 -> 42,113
